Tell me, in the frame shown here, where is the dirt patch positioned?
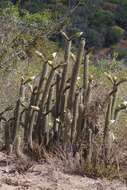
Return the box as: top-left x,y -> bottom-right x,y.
0,152 -> 126,190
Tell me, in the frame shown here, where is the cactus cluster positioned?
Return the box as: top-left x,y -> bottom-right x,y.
2,32 -> 127,169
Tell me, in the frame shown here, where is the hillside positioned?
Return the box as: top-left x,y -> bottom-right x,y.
7,0 -> 127,49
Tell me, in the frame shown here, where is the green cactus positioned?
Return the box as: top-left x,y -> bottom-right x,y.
24,86 -> 37,143
103,97 -> 112,166
71,92 -> 79,143
83,53 -> 89,103
87,128 -> 93,165
27,62 -> 48,148
67,38 -> 85,109
75,103 -> 84,144
14,77 -> 25,140
59,40 -> 71,113
5,121 -> 11,151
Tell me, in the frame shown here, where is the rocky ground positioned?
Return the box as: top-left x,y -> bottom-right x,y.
0,152 -> 126,190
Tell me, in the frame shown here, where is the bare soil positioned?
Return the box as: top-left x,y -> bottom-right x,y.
0,152 -> 126,190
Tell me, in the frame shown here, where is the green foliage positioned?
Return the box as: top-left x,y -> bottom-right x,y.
0,3 -> 19,18
86,29 -> 105,48
0,0 -> 12,8
2,0 -> 127,50
111,26 -> 125,39
105,25 -> 125,46
114,49 -> 127,59
88,55 -> 122,83
92,9 -> 115,26
24,11 -> 52,24
115,6 -> 127,27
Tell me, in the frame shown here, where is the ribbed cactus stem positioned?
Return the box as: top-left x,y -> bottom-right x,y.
39,67 -> 56,110
35,61 -> 48,105
14,77 -> 25,140
103,97 -> 112,165
5,121 -> 10,151
67,38 -> 85,109
46,86 -> 53,112
57,40 -> 71,118
87,128 -> 93,165
58,93 -> 66,138
111,85 -> 117,120
85,76 -> 93,105
83,53 -> 89,103
59,40 -> 71,97
32,67 -> 58,149
27,62 -> 48,146
55,72 -> 61,117
15,135 -> 24,158
71,92 -> 79,143
103,98 -> 112,142
24,87 -> 37,143
28,63 -> 52,149
42,114 -> 49,145
40,87 -> 53,145
52,73 -> 61,139
63,109 -> 72,146
75,103 -> 84,144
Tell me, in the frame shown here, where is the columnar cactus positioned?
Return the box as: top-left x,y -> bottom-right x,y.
59,40 -> 71,113
12,77 -> 25,156
14,78 -> 25,137
67,38 -> 85,109
28,65 -> 55,149
27,62 -> 48,148
71,91 -> 79,143
103,97 -> 112,166
3,34 -> 127,173
83,53 -> 89,103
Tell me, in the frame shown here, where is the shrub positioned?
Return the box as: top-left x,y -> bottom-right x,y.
86,28 -> 105,48
24,11 -> 52,24
115,6 -> 127,28
115,49 -> 127,59
105,25 -> 125,46
91,9 -> 115,26
111,25 -> 125,39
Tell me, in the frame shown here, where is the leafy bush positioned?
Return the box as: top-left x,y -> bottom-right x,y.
24,11 -> 52,24
114,48 -> 127,59
115,6 -> 127,28
86,28 -> 105,48
111,25 -> 125,39
105,25 -> 125,46
91,9 -> 115,26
